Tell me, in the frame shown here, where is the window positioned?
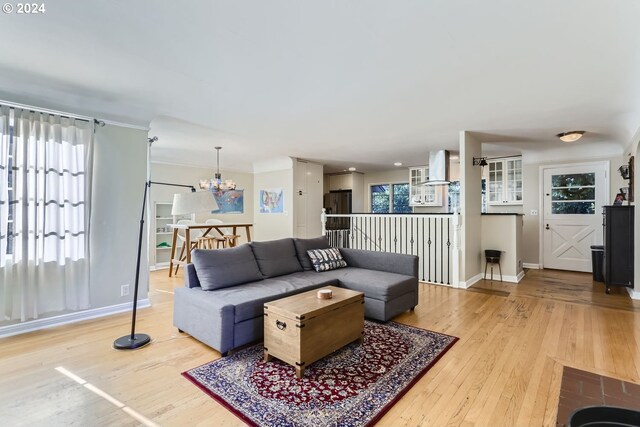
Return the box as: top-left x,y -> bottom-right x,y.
0,106 -> 93,323
1,108 -> 91,264
550,173 -> 596,214
370,183 -> 411,213
5,117 -> 14,255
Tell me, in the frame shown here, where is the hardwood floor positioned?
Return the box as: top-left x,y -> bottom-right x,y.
1,268 -> 639,426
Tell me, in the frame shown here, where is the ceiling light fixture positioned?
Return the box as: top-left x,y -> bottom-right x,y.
200,146 -> 237,192
394,162 -> 403,166
556,131 -> 585,143
348,167 -> 356,171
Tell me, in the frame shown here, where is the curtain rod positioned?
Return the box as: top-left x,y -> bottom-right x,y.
0,99 -> 104,126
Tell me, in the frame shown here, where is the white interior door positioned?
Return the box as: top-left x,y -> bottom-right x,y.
542,163 -> 608,272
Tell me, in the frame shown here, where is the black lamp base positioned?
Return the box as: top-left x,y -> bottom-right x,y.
113,333 -> 151,350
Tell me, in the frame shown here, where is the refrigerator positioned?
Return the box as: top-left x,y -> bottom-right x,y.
324,190 -> 352,230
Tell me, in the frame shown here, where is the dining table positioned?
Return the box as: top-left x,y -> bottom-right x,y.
168,222 -> 253,276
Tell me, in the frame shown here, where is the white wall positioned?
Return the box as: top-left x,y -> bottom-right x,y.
352,173 -> 365,213
459,131 -> 483,285
293,160 -> 324,238
90,124 -> 149,308
253,164 -> 294,241
634,145 -> 639,295
148,162 -> 254,264
519,155 -> 626,265
481,215 -> 523,281
621,133 -> 638,296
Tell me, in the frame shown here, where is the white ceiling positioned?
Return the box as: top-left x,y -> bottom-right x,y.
0,0 -> 638,172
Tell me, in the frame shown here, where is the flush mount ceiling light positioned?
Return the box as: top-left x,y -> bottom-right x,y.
556,131 -> 585,143
394,162 -> 403,166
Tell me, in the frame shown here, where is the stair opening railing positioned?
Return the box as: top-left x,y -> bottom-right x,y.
321,209 -> 460,286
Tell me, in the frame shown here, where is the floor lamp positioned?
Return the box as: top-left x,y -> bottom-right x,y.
113,181 -> 218,350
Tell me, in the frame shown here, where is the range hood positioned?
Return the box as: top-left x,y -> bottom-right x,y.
423,150 -> 450,185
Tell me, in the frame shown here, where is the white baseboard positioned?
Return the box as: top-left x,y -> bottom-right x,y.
0,299 -> 151,339
150,264 -> 170,271
462,270 -> 525,286
458,273 -> 483,289
523,263 -> 540,269
498,270 -> 525,283
626,287 -> 640,300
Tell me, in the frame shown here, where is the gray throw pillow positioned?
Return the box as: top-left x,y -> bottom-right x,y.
293,236 -> 331,270
192,245 -> 263,290
307,248 -> 347,272
250,238 -> 303,278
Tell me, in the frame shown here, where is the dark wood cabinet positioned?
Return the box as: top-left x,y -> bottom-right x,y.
603,205 -> 634,293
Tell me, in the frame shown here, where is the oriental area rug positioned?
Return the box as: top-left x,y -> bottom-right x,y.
183,321 -> 458,427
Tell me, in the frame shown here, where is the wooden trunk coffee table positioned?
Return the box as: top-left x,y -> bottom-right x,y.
263,286 -> 364,378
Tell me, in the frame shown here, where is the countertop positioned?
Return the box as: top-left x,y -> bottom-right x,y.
481,213 -> 525,216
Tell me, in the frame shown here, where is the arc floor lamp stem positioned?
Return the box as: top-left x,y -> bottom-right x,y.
113,180 -> 195,350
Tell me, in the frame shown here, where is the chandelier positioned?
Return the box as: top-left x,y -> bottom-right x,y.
199,146 -> 237,192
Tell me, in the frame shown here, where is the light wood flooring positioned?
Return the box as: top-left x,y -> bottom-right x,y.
1,268 -> 639,426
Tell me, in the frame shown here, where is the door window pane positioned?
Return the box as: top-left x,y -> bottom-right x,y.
552,173 -> 595,187
552,188 -> 595,201
551,172 -> 596,214
551,202 -> 595,214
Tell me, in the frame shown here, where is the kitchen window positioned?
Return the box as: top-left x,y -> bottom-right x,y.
370,183 -> 411,213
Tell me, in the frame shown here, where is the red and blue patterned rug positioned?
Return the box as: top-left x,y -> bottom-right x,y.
183,321 -> 457,427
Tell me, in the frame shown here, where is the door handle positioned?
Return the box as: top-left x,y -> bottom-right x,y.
545,224 -> 550,230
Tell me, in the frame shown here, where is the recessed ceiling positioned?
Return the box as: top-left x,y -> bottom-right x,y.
0,0 -> 638,172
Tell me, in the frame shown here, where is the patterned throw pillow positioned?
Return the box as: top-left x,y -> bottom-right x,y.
306,248 -> 347,272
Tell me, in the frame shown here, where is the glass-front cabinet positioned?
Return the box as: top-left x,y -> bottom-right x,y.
487,156 -> 522,205
409,166 -> 442,206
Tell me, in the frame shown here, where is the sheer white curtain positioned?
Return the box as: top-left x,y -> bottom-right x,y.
0,107 -> 93,322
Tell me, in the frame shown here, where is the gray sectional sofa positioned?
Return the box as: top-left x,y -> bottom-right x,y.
173,237 -> 418,355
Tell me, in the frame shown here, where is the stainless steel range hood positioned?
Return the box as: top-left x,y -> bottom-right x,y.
423,150 -> 450,185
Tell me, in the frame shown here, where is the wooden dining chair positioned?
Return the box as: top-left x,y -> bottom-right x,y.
173,220 -> 204,275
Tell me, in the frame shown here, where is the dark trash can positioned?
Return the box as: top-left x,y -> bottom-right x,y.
568,406 -> 640,427
591,245 -> 604,282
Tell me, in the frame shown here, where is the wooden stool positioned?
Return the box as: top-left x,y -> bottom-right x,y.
197,237 -> 215,249
484,249 -> 502,281
222,235 -> 240,247
197,236 -> 227,250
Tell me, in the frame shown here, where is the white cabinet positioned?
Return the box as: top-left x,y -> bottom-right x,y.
328,174 -> 353,191
151,201 -> 194,270
409,166 -> 442,206
488,157 -> 522,205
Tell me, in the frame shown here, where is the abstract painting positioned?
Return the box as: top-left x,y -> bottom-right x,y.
259,188 -> 284,214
